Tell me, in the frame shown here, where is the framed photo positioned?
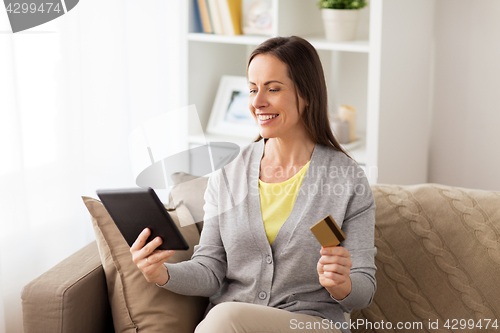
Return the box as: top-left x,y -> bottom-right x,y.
206,75 -> 258,138
242,0 -> 274,36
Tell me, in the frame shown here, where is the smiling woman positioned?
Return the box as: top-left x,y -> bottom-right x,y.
131,36 -> 376,333
248,54 -> 309,141
247,36 -> 350,159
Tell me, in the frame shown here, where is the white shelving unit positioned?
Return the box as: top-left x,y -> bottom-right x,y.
181,0 -> 434,185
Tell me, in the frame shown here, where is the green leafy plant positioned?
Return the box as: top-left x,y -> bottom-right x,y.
317,0 -> 367,10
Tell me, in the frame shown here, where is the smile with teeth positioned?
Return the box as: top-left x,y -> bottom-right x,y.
258,114 -> 278,120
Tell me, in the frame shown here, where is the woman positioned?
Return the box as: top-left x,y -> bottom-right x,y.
130,36 -> 376,333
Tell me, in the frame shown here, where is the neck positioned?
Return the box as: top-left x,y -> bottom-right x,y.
263,132 -> 315,167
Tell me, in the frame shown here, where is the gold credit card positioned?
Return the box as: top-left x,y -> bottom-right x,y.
310,215 -> 346,247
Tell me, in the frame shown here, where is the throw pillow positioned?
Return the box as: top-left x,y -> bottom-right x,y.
82,196 -> 208,333
169,172 -> 209,232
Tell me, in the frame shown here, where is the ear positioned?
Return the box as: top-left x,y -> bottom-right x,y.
299,93 -> 309,107
302,94 -> 309,107
303,97 -> 309,107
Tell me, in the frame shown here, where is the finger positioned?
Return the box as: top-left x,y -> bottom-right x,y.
130,228 -> 151,252
146,250 -> 176,265
318,255 -> 352,266
322,270 -> 349,284
137,252 -> 163,270
320,246 -> 350,257
322,263 -> 350,275
138,236 -> 164,258
142,259 -> 169,280
143,261 -> 164,275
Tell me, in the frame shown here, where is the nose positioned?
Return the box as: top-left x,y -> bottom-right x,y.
251,89 -> 268,110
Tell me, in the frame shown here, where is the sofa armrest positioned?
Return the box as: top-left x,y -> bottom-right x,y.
21,241 -> 114,333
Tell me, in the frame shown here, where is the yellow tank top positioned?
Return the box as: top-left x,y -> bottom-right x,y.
259,161 -> 310,245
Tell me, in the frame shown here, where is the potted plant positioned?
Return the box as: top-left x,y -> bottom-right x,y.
317,0 -> 367,42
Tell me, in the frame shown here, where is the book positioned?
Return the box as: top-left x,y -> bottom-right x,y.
196,0 -> 213,34
193,0 -> 204,33
217,0 -> 242,35
207,0 -> 224,34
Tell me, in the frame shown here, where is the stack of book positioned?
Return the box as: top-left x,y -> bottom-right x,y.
195,0 -> 243,35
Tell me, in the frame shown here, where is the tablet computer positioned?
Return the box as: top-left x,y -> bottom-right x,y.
96,187 -> 189,251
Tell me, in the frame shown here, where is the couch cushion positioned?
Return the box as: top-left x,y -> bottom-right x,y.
352,184 -> 500,332
169,172 -> 209,232
82,197 -> 208,333
21,241 -> 113,333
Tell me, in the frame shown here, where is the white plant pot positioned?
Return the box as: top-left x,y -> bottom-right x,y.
321,9 -> 360,42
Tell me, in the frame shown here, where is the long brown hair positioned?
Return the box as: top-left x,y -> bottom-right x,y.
247,35 -> 351,158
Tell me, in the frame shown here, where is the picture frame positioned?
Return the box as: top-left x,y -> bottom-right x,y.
206,75 -> 258,138
242,0 -> 274,36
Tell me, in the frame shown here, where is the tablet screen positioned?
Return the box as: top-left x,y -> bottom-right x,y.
96,187 -> 189,251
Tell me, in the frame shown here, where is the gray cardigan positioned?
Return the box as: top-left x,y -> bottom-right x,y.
164,140 -> 376,330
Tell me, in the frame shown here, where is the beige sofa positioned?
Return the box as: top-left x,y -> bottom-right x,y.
21,183 -> 500,333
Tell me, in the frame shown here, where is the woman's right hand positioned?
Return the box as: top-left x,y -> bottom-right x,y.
130,228 -> 176,286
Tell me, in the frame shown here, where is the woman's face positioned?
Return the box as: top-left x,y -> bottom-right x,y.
247,54 -> 308,140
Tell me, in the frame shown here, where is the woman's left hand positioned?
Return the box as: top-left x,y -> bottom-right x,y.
317,246 -> 353,298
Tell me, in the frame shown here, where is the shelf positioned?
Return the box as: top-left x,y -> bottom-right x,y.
305,36 -> 370,53
339,137 -> 366,165
188,33 -> 269,46
189,133 -> 366,165
188,133 -> 254,148
347,145 -> 366,166
185,0 -> 435,185
188,33 -> 370,53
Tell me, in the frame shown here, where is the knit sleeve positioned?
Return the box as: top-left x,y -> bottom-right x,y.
333,169 -> 377,310
160,170 -> 227,297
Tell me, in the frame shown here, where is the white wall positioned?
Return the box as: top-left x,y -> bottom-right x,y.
429,0 -> 500,191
